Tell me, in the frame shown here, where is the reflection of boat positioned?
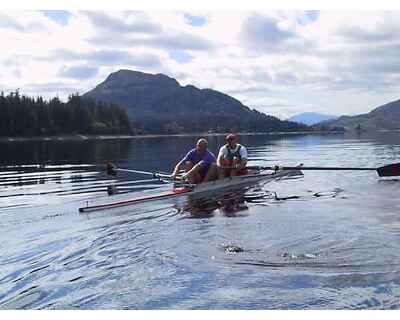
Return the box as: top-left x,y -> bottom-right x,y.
78,168 -> 303,213
178,190 -> 249,218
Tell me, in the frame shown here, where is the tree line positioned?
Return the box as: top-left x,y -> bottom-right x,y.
130,111 -> 312,135
0,90 -> 336,137
0,91 -> 132,137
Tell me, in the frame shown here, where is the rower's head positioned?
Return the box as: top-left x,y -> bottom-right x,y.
196,138 -> 208,154
226,133 -> 238,148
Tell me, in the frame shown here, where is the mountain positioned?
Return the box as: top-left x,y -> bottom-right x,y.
322,99 -> 400,131
83,69 -> 310,134
287,112 -> 338,125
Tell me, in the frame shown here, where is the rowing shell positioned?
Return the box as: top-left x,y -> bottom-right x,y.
78,168 -> 303,213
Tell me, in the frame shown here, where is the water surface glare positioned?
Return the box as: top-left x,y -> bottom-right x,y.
1,133 -> 400,309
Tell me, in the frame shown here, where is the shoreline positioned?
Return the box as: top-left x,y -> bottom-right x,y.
0,131 -> 344,142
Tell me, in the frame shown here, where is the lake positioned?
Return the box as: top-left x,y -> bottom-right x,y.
1,132 -> 400,309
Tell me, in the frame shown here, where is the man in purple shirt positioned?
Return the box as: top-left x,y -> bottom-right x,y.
171,138 -> 217,184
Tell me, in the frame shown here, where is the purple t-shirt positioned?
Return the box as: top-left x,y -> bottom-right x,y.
182,148 -> 216,174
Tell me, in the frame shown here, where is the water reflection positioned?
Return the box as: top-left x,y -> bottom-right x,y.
178,190 -> 249,218
0,139 -> 133,166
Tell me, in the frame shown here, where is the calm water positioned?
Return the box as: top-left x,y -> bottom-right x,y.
1,132 -> 400,309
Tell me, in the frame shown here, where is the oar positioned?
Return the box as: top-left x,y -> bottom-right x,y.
247,163 -> 400,177
106,162 -> 173,180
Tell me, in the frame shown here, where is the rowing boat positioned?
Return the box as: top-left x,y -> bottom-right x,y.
78,158 -> 400,213
78,167 -> 303,212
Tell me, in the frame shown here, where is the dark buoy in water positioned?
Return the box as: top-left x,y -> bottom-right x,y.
224,245 -> 244,253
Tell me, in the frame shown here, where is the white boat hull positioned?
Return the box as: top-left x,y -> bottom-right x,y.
187,169 -> 302,194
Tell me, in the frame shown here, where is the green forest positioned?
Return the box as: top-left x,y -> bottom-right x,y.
131,112 -> 312,135
0,91 -> 132,137
0,90 -> 338,137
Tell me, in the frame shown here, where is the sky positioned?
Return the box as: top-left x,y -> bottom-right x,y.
1,8 -> 400,119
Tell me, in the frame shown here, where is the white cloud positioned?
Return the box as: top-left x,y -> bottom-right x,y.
58,65 -> 99,79
1,10 -> 400,119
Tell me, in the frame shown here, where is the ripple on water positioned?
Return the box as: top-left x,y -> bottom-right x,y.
2,135 -> 400,309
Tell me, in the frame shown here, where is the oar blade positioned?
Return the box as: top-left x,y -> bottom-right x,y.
377,163 -> 400,177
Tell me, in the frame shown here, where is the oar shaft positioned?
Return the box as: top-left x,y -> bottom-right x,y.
249,162 -> 400,177
281,166 -> 376,171
248,166 -> 376,171
120,169 -> 172,179
111,168 -> 173,179
117,168 -> 154,175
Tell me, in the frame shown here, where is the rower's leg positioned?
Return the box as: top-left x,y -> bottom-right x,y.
184,161 -> 196,183
219,159 -> 232,178
193,172 -> 202,184
184,161 -> 194,172
231,158 -> 240,176
218,166 -> 226,179
231,159 -> 247,176
203,163 -> 218,182
184,161 -> 203,184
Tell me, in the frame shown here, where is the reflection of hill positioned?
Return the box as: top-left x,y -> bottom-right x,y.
343,130 -> 400,146
0,139 -> 132,165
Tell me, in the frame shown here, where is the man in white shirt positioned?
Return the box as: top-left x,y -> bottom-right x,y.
217,133 -> 248,178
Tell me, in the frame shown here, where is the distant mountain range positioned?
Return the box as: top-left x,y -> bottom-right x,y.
83,69 -> 310,134
287,112 -> 338,125
321,99 -> 400,131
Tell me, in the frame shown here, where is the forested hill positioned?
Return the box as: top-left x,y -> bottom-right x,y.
322,99 -> 400,131
84,69 -> 310,134
0,92 -> 132,137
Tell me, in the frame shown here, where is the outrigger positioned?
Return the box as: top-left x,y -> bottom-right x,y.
78,162 -> 400,213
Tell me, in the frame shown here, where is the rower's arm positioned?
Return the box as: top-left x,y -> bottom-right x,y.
238,158 -> 247,169
172,160 -> 183,178
217,154 -> 224,167
239,147 -> 248,168
216,148 -> 225,167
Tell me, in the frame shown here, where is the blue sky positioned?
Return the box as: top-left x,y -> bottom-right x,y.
41,10 -> 72,26
169,50 -> 194,63
1,10 -> 400,119
184,13 -> 207,26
